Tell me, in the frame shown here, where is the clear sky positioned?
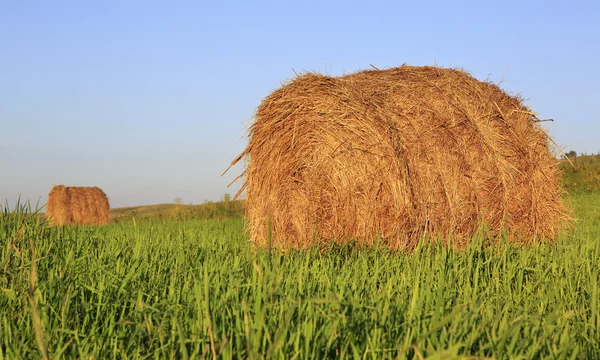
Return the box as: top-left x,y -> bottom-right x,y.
1,1 -> 598,209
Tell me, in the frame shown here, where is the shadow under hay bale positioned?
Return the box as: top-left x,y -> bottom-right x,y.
227,65 -> 571,250
46,185 -> 111,226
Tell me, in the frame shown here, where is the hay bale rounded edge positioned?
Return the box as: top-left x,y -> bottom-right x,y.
229,65 -> 571,249
46,185 -> 111,226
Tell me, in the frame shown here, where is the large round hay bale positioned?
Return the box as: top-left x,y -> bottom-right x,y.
46,185 -> 111,226
229,65 -> 570,249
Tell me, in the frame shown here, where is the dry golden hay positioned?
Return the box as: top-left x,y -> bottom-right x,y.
46,185 -> 111,226
227,65 -> 571,250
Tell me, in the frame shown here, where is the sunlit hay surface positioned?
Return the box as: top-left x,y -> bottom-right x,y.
229,65 -> 571,250
46,185 -> 111,226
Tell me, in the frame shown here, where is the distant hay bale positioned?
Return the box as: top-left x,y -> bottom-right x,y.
46,185 -> 111,226
228,65 -> 571,250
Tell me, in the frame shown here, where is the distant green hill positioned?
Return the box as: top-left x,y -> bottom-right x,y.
559,154 -> 600,193
111,199 -> 245,222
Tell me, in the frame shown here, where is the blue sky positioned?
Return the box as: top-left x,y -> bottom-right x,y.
1,1 -> 598,208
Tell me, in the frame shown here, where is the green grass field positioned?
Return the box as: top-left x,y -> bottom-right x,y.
110,198 -> 245,223
1,159 -> 599,359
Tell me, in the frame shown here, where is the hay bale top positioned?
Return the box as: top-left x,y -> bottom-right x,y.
46,185 -> 111,226
230,65 -> 569,249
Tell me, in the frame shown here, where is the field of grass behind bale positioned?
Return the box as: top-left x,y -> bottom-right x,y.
111,198 -> 246,222
560,154 -> 600,193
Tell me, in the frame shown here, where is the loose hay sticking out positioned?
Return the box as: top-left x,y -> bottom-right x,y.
46,185 -> 111,226
228,65 -> 571,250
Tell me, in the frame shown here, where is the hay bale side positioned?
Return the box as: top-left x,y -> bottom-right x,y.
89,187 -> 111,224
229,65 -> 570,249
46,185 -> 111,226
46,185 -> 73,226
